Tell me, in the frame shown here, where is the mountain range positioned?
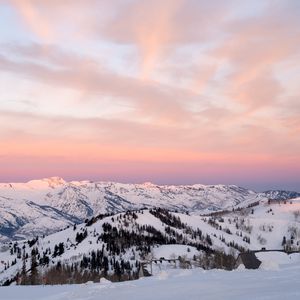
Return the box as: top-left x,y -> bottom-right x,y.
0,177 -> 299,242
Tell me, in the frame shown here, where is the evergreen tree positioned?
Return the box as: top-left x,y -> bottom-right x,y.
30,248 -> 39,285
21,254 -> 27,285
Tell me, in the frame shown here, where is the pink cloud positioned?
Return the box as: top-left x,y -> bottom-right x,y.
0,1 -> 299,188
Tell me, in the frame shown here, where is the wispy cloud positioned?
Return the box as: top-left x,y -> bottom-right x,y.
0,0 -> 299,189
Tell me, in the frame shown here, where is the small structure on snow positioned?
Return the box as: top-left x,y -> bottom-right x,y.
236,252 -> 261,269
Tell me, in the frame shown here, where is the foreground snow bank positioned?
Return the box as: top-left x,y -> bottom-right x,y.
1,261 -> 300,300
257,252 -> 300,271
257,252 -> 300,265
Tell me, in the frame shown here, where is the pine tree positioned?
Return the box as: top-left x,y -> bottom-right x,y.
21,252 -> 27,285
30,248 -> 39,285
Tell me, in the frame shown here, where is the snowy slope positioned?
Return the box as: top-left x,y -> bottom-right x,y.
0,256 -> 300,300
0,177 -> 274,241
1,200 -> 299,286
201,197 -> 300,250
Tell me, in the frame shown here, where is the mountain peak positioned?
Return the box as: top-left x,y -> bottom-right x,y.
26,176 -> 66,188
44,176 -> 66,184
141,182 -> 157,187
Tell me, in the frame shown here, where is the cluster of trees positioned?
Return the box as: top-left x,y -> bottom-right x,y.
75,229 -> 88,244
267,199 -> 294,205
41,260 -> 138,285
190,251 -> 236,270
16,245 -> 140,285
85,212 -> 115,227
282,233 -> 300,252
149,208 -> 185,229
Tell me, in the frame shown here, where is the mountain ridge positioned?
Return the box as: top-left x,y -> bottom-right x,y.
0,177 -> 299,242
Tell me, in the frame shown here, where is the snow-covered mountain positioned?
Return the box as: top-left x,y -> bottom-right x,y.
0,198 -> 299,286
0,177 -> 299,241
259,190 -> 300,201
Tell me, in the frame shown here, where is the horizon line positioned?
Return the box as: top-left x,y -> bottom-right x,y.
0,176 -> 299,193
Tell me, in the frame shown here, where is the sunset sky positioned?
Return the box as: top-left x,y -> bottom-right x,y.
0,0 -> 299,190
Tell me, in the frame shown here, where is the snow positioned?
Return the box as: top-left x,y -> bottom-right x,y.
1,260 -> 300,300
0,196 -> 300,298
255,252 -> 300,266
1,201 -> 300,285
152,244 -> 198,260
0,178 -> 264,241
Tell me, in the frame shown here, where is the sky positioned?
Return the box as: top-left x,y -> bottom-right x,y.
0,0 -> 299,191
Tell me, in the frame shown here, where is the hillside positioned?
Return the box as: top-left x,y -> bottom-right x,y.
1,198 -> 299,286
